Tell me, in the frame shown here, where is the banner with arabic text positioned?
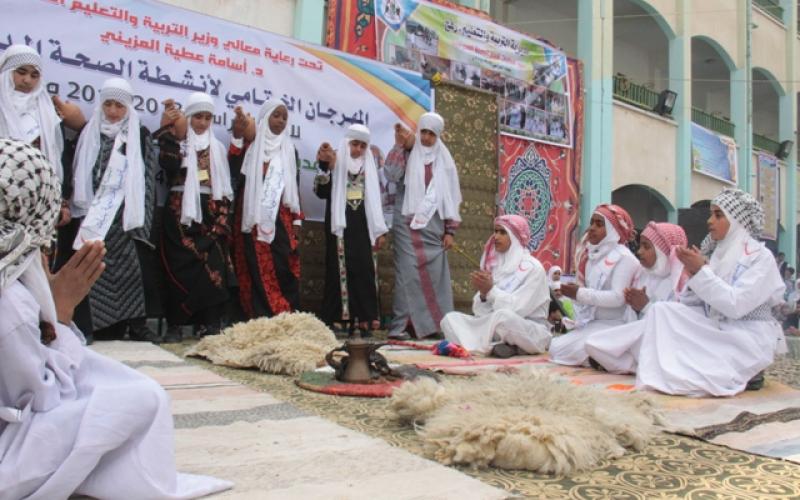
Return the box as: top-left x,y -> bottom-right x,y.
757,153 -> 779,240
375,0 -> 572,147
3,0 -> 432,220
691,122 -> 738,185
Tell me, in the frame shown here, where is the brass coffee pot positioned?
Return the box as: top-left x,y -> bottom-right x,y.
326,334 -> 387,384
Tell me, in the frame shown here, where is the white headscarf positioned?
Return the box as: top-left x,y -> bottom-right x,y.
707,209 -> 751,284
401,112 -> 461,228
547,265 -> 562,288
180,92 -> 233,226
240,99 -> 299,243
480,224 -> 526,288
330,124 -> 387,245
71,77 -> 145,231
0,45 -> 63,180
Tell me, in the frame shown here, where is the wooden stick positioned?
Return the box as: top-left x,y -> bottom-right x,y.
450,243 -> 481,269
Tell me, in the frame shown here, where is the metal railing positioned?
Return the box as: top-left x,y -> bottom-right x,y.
612,75 -> 664,115
691,108 -> 735,138
753,133 -> 781,153
753,0 -> 784,22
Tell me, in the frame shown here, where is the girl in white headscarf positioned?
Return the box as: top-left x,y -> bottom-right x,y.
68,77 -> 158,342
0,45 -> 64,178
0,139 -> 232,499
616,189 -> 785,396
0,44 -> 86,261
384,112 -> 462,339
585,222 -> 688,374
314,124 -> 388,335
228,99 -> 302,318
156,92 -> 235,342
441,214 -> 552,356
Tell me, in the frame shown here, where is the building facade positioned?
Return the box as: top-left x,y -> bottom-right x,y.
205,0 -> 797,260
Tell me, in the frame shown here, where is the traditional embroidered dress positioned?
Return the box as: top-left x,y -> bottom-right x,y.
314,124 -> 388,328
627,190 -> 786,396
442,215 -> 551,354
384,112 -> 462,338
0,139 -> 231,499
548,204 -> 639,366
157,92 -> 235,330
229,99 -> 302,318
584,222 -> 688,374
69,78 -> 158,336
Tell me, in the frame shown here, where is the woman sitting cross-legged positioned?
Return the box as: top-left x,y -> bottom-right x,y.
0,139 -> 232,498
584,221 -> 688,374
600,189 -> 785,396
441,214 -> 551,357
548,204 -> 639,366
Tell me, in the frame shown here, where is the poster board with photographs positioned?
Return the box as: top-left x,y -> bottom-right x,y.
376,0 -> 572,147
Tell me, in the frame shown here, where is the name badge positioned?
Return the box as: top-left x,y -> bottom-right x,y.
346,186 -> 363,201
197,168 -> 210,182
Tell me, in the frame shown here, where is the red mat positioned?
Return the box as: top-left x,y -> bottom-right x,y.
295,371 -> 404,398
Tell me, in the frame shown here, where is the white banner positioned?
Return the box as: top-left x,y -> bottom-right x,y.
3,0 -> 432,220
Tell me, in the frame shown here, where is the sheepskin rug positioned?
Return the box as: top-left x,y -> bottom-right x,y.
186,312 -> 338,376
388,368 -> 662,475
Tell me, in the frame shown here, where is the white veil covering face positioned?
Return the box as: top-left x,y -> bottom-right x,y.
330,124 -> 387,244
0,45 -> 63,180
400,112 -> 461,229
240,99 -> 299,243
71,77 -> 145,232
180,92 -> 232,226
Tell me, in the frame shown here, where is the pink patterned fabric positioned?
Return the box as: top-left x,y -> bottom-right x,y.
641,222 -> 687,256
495,214 -> 531,247
481,214 -> 530,271
595,204 -> 635,243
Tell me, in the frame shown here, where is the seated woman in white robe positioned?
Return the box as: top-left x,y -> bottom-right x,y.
612,189 -> 786,397
0,139 -> 231,499
584,222 -> 688,373
549,204 -> 639,366
441,214 -> 551,357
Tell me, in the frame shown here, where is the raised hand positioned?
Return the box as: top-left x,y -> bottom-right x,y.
317,142 -> 336,166
624,286 -> 649,312
50,240 -> 106,324
394,123 -> 415,149
676,246 -> 706,276
52,96 -> 87,130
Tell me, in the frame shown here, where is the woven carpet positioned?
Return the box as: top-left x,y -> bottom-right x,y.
162,341 -> 800,498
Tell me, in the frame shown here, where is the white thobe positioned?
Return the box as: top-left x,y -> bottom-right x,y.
548,250 -> 639,366
0,281 -> 232,500
629,240 -> 786,396
584,270 -> 679,374
442,254 -> 552,354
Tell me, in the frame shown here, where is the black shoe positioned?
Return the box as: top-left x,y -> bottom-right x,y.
159,326 -> 182,344
127,321 -> 158,342
388,332 -> 411,341
490,343 -> 519,359
201,320 -> 222,337
746,371 -> 765,391
588,357 -> 607,372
